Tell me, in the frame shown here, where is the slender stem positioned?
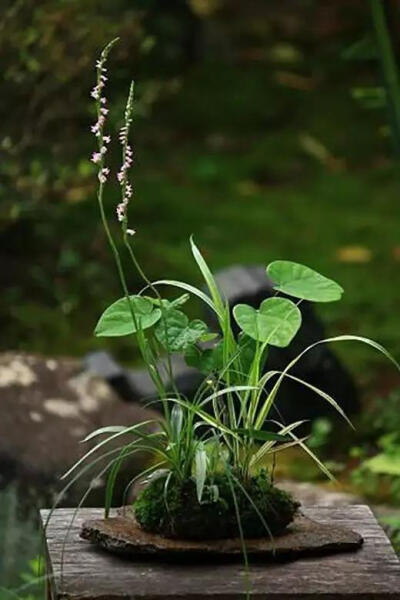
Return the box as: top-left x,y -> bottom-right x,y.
94,67 -> 165,398
124,237 -> 182,404
370,0 -> 400,154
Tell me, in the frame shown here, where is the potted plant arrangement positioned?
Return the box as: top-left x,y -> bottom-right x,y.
64,40 -> 399,570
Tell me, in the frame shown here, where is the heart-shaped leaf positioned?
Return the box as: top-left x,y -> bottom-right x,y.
155,309 -> 209,352
267,261 -> 343,302
95,296 -> 161,337
233,298 -> 301,347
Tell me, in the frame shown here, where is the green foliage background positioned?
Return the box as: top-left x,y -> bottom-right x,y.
2,3 -> 400,591
1,0 -> 399,381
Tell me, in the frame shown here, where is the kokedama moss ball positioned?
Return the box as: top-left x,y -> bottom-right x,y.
134,471 -> 299,540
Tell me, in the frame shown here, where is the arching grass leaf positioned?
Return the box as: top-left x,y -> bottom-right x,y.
147,294 -> 190,311
233,298 -> 301,347
267,261 -> 344,302
235,429 -> 290,442
95,296 -> 161,337
190,237 -> 225,316
171,405 -> 184,441
150,280 -> 219,315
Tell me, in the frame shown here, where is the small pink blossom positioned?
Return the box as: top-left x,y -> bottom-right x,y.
98,167 -> 110,184
116,199 -> 128,221
91,152 -> 102,164
103,135 -> 111,144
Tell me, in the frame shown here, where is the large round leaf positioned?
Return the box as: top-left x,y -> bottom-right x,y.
95,296 -> 161,337
267,261 -> 343,302
233,298 -> 301,347
155,309 -> 209,352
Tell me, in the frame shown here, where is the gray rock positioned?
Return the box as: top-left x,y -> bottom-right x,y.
80,507 -> 363,559
0,352 -> 158,507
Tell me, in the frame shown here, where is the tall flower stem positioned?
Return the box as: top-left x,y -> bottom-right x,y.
116,81 -> 180,408
92,41 -> 166,400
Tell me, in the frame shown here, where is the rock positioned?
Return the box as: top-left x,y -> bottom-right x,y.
0,352 -> 158,508
278,481 -> 400,554
80,507 -> 363,560
84,351 -> 202,405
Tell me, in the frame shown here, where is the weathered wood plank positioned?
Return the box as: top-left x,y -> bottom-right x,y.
41,505 -> 400,599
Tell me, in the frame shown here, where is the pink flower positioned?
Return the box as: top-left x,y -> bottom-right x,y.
91,88 -> 100,100
91,152 -> 102,164
103,135 -> 111,144
116,200 -> 127,221
98,167 -> 110,184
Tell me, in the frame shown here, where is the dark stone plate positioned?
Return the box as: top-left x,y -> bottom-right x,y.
80,507 -> 363,561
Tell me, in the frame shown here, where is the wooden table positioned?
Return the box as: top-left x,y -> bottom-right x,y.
41,505 -> 400,599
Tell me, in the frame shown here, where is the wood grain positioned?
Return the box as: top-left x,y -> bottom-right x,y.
41,505 -> 400,599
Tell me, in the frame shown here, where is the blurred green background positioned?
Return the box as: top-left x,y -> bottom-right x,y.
2,0 -> 399,383
2,1 -> 400,595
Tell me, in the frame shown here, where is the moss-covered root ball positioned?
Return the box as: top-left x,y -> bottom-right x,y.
134,471 -> 300,540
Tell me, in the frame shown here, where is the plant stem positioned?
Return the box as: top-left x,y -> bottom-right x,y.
370,0 -> 400,154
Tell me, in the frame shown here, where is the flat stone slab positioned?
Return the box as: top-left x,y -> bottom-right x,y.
41,505 -> 400,599
80,507 -> 363,560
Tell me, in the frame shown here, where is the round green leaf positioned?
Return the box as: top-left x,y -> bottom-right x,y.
267,261 -> 343,302
233,298 -> 301,347
95,296 -> 161,337
155,309 -> 208,352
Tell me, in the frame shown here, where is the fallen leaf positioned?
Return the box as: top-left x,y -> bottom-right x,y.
299,133 -> 345,171
275,71 -> 315,91
336,246 -> 373,264
392,246 -> 400,262
235,180 -> 261,196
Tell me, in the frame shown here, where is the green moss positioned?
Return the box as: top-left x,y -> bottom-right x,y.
134,471 -> 299,540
